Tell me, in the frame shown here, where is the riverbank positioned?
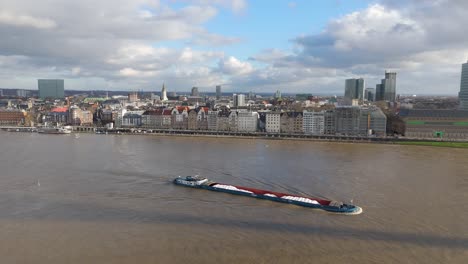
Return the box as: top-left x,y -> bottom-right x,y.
94,129 -> 468,149
394,141 -> 468,149
3,126 -> 468,149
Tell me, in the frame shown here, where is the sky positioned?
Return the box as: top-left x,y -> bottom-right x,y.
1,0 -> 468,95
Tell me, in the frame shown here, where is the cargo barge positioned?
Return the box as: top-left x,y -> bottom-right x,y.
174,176 -> 362,215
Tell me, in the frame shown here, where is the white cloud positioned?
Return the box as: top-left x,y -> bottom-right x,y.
231,0 -> 247,13
1,0 -> 468,94
181,0 -> 247,14
0,11 -> 56,29
218,56 -> 253,75
119,67 -> 156,77
0,0 -> 236,90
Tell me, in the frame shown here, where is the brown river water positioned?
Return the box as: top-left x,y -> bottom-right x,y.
0,132 -> 467,263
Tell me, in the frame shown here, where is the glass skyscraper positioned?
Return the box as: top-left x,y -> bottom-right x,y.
383,72 -> 397,102
344,78 -> 365,100
216,85 -> 221,99
38,79 -> 64,99
459,61 -> 468,110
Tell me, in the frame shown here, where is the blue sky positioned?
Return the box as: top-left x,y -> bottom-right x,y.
202,0 -> 372,58
1,0 -> 468,94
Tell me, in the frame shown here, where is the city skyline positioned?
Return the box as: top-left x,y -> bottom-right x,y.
1,1 -> 468,94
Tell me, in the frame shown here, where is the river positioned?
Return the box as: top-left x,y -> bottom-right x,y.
0,132 -> 467,263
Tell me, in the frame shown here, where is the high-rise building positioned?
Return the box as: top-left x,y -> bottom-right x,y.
459,61 -> 468,110
383,71 -> 397,101
375,84 -> 384,101
275,90 -> 282,99
233,94 -> 245,107
16,89 -> 28,97
191,87 -> 199,96
216,85 -> 221,99
344,78 -> 365,101
0,89 -> 3,97
128,92 -> 138,102
375,71 -> 397,102
38,79 -> 65,99
161,83 -> 168,101
364,88 -> 375,101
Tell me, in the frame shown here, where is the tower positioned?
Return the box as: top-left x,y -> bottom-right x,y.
216,85 -> 221,99
191,87 -> 199,96
344,78 -> 365,101
161,83 -> 168,101
383,71 -> 397,102
275,90 -> 282,99
459,61 -> 468,110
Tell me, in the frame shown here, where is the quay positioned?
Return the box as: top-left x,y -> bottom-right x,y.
2,126 -> 468,147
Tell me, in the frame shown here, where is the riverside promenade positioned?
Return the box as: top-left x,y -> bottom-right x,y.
2,126 -> 467,147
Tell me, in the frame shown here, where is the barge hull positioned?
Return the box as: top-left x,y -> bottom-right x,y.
174,180 -> 362,215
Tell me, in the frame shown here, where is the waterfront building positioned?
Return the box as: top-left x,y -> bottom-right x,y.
216,110 -> 237,131
400,109 -> 468,139
207,110 -> 218,130
324,110 -> 336,135
187,107 -> 208,130
237,111 -> 258,132
265,112 -> 281,133
100,109 -> 116,124
68,106 -> 93,126
161,83 -> 168,101
257,112 -> 267,132
359,107 -> 387,136
217,110 -> 230,131
188,109 -> 198,130
233,94 -> 245,107
44,107 -> 69,124
196,107 -> 209,130
171,106 -> 189,129
115,109 -> 126,128
191,87 -> 199,97
280,112 -> 303,134
0,109 -> 26,125
216,85 -> 221,99
38,79 -> 64,99
459,61 -> 468,110
143,109 -> 174,129
335,107 -> 361,135
228,110 -> 238,131
303,111 -> 325,135
81,110 -> 93,125
161,109 -> 173,128
344,78 -> 365,102
122,111 -> 144,127
69,106 -> 82,126
142,110 -> 162,128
